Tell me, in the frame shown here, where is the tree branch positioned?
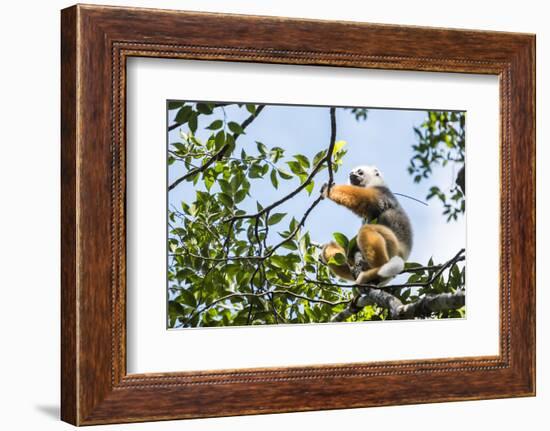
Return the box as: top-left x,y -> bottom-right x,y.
331,287 -> 464,322
307,248 -> 465,291
173,108 -> 337,264
184,288 -> 351,326
171,194 -> 324,265
456,164 -> 465,194
332,287 -> 465,322
225,107 -> 338,224
331,249 -> 466,322
168,105 -> 265,191
268,194 -> 324,256
327,107 -> 336,191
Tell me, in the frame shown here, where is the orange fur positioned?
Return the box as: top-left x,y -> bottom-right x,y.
357,225 -> 390,268
327,185 -> 379,218
321,242 -> 355,281
324,186 -> 407,284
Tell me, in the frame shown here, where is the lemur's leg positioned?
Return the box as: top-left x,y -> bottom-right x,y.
321,242 -> 355,281
355,225 -> 401,284
323,184 -> 379,218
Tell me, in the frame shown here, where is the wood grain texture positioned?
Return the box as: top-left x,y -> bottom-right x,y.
60,4 -> 536,425
60,6 -> 78,425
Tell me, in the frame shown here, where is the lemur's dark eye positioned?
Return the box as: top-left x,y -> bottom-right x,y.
357,170 -> 363,175
375,172 -> 380,176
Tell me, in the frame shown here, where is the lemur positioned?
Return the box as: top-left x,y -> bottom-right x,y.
320,165 -> 413,285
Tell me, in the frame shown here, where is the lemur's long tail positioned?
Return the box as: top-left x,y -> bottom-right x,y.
377,256 -> 405,278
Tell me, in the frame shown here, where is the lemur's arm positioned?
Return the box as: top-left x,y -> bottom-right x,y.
322,184 -> 380,219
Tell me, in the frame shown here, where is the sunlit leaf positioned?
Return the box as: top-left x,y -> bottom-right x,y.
268,213 -> 287,226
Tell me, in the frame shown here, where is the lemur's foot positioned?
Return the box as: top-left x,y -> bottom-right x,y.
320,182 -> 329,198
352,267 -> 363,280
353,251 -> 364,268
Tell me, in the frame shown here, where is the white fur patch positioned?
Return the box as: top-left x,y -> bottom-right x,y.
377,256 -> 405,278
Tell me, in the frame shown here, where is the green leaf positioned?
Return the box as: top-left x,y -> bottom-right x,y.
332,140 -> 347,154
287,161 -> 304,175
313,150 -> 327,166
256,141 -> 268,156
270,255 -> 287,269
228,121 -> 245,135
272,254 -> 300,270
218,179 -> 232,195
230,174 -> 242,192
234,189 -> 247,203
328,252 -> 347,266
277,169 -> 293,180
333,232 -> 349,249
281,241 -> 298,251
168,300 -> 184,317
177,290 -> 197,307
294,154 -> 310,169
215,130 -> 225,149
172,142 -> 186,153
218,193 -> 233,207
270,169 -> 279,189
305,181 -> 314,195
268,213 -> 287,225
347,236 -> 357,256
249,163 -> 264,178
168,101 -> 184,110
206,119 -> 223,130
196,103 -> 213,115
407,273 -> 422,283
174,106 -> 192,125
204,175 -> 214,191
188,113 -> 198,133
246,104 -> 257,115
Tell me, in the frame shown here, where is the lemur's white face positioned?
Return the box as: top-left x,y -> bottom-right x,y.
349,165 -> 385,187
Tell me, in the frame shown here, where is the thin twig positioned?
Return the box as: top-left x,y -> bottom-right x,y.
327,107 -> 336,191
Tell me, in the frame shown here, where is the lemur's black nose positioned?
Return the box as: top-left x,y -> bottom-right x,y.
349,173 -> 361,185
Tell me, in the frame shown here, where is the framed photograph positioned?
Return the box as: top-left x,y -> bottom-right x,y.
61,4 -> 535,425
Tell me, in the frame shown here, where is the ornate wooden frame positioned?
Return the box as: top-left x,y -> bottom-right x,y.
61,4 -> 535,425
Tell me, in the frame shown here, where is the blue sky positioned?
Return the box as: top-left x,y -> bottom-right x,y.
168,103 -> 465,284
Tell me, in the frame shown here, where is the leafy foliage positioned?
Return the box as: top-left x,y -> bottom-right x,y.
400,257 -> 466,319
346,107 -> 369,121
167,102 -> 465,328
409,111 -> 465,221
